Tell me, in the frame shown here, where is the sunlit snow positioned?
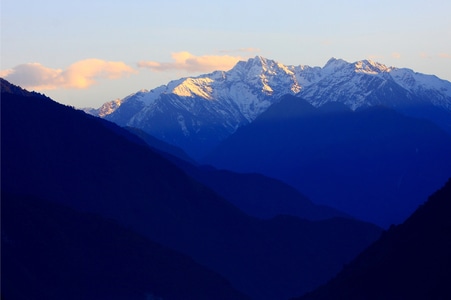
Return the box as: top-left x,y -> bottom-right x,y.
95,56 -> 451,131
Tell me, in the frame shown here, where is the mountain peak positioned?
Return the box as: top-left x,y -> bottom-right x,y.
354,59 -> 392,74
323,57 -> 349,72
253,55 -> 265,61
251,55 -> 269,64
324,57 -> 346,66
322,57 -> 393,75
241,55 -> 275,71
172,77 -> 215,99
324,57 -> 338,64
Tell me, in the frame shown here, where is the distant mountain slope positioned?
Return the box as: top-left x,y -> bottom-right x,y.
204,95 -> 451,227
296,178 -> 451,300
2,192 -> 249,300
177,162 -> 350,221
1,80 -> 382,300
129,127 -> 350,221
124,126 -> 196,164
88,57 -> 451,159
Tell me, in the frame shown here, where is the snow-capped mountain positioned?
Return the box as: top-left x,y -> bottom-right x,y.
83,98 -> 122,117
301,58 -> 451,111
96,56 -> 309,159
89,56 -> 451,159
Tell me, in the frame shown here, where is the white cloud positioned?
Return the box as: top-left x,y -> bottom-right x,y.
0,59 -> 135,90
138,52 -> 244,73
1,63 -> 64,90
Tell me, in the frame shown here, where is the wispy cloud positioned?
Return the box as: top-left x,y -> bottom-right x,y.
391,52 -> 401,59
0,59 -> 135,90
439,53 -> 451,59
138,52 -> 244,73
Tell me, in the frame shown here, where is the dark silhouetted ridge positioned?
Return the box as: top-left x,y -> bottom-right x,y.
296,178 -> 451,300
1,192 -> 249,300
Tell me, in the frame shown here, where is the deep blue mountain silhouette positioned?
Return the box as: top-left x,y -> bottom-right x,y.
1,79 -> 382,300
204,95 -> 451,227
2,192 -> 249,300
296,177 -> 451,300
124,127 -> 349,221
183,166 -> 350,221
124,126 -> 197,164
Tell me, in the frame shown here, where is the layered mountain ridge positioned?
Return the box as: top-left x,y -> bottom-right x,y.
2,79 -> 382,300
87,56 -> 451,159
204,95 -> 451,227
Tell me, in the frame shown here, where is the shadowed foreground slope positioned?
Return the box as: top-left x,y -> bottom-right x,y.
1,192 -> 249,300
296,178 -> 451,300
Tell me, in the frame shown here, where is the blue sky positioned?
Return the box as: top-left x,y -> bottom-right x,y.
2,0 -> 451,107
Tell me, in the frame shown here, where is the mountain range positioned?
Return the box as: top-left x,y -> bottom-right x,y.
3,51 -> 451,298
1,79 -> 382,300
204,95 -> 451,226
85,56 -> 451,227
87,56 -> 451,160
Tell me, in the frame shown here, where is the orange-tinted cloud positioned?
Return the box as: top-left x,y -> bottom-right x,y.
439,53 -> 451,59
138,52 -> 243,72
0,63 -> 64,90
1,59 -> 135,90
391,52 -> 401,59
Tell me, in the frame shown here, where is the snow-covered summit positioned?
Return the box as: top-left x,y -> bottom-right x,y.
124,56 -> 305,122
91,56 -> 451,159
322,57 -> 349,73
354,59 -> 393,75
94,56 -> 451,115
